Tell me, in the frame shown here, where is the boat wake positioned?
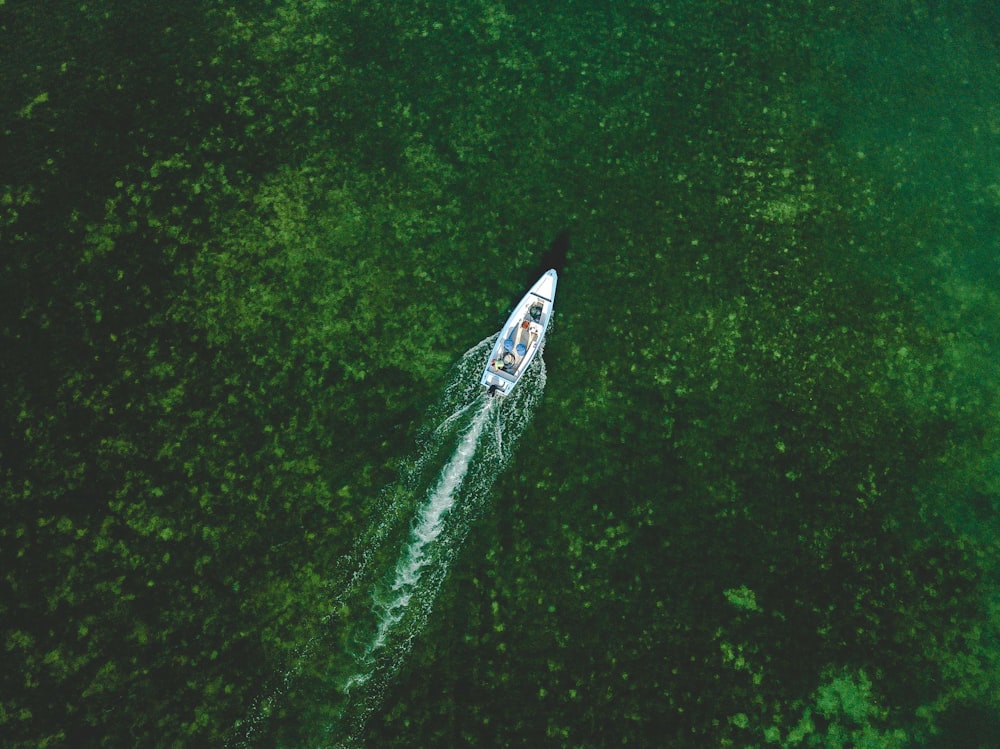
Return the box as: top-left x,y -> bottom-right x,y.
229,335 -> 546,748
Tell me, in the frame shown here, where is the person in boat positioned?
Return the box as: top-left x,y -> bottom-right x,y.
516,320 -> 531,356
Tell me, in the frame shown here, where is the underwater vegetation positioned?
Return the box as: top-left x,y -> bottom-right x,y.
2,1 -> 999,747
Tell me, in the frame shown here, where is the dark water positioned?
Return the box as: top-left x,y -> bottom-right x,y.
2,1 -> 999,747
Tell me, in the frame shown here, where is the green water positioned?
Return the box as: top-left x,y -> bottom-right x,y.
3,1 -> 999,747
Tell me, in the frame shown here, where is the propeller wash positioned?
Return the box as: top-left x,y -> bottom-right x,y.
333,335 -> 547,742
230,333 -> 548,748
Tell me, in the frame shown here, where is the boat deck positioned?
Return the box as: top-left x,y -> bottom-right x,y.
481,270 -> 556,396
485,301 -> 544,380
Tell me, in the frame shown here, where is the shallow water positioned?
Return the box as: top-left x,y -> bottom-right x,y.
3,2 -> 999,747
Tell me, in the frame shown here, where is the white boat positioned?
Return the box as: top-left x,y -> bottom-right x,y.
481,269 -> 557,397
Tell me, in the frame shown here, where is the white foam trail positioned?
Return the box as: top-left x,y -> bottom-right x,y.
334,355 -> 547,746
227,342 -> 495,749
229,335 -> 548,749
332,337 -> 497,619
364,400 -> 491,660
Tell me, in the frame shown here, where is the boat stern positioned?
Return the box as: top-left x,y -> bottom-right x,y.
482,371 -> 510,397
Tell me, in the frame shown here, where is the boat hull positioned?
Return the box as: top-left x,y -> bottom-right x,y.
480,270 -> 557,396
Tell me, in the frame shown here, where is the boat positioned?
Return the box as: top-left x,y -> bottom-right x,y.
481,269 -> 558,397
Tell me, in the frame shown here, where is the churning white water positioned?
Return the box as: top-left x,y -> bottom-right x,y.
229,335 -> 547,749
332,338 -> 546,744
363,399 -> 491,659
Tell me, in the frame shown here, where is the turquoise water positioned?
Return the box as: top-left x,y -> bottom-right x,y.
2,2 -> 999,747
